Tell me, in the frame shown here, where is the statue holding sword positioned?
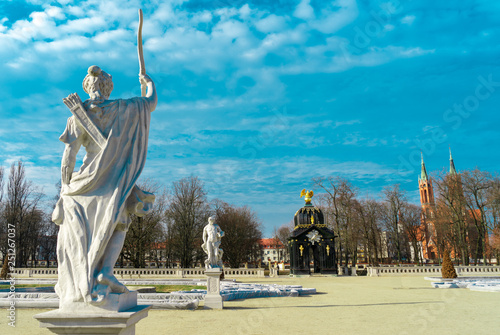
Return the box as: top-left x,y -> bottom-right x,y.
52,9 -> 158,308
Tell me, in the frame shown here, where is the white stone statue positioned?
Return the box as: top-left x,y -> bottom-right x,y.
202,216 -> 224,269
51,64 -> 157,308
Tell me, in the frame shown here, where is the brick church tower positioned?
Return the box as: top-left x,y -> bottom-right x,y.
417,149 -> 463,262
449,147 -> 457,175
418,153 -> 437,260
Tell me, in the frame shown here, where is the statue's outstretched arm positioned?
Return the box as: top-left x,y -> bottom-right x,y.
139,74 -> 157,112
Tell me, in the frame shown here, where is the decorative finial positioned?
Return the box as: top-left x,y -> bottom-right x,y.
300,189 -> 314,204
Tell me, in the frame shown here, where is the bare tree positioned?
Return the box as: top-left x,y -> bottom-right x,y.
488,176 -> 500,262
3,161 -> 44,267
166,176 -> 210,268
163,219 -> 176,268
0,166 -> 5,259
400,203 -> 423,265
37,181 -> 62,268
314,176 -> 358,266
273,221 -> 294,263
38,214 -> 58,268
121,179 -> 166,268
354,199 -> 383,266
213,200 -> 262,268
461,169 -> 492,264
490,227 -> 500,263
434,171 -> 470,265
0,165 -> 3,203
381,184 -> 407,264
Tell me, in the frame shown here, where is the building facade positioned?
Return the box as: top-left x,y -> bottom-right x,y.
260,238 -> 288,266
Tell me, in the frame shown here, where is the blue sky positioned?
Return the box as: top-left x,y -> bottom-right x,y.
1,0 -> 500,237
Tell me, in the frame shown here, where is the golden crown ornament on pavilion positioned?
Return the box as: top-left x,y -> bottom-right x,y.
300,189 -> 314,204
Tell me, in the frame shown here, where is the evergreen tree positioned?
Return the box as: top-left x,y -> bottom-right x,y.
441,250 -> 457,279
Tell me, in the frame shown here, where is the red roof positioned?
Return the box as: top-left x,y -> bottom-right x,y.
150,242 -> 166,249
259,238 -> 285,249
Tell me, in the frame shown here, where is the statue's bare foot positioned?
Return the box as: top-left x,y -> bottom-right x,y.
89,284 -> 110,305
90,293 -> 106,306
97,273 -> 129,293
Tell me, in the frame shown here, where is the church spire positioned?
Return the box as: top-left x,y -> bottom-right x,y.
420,152 -> 428,181
449,147 -> 457,175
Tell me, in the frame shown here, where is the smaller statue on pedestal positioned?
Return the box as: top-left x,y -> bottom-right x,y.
202,216 -> 224,269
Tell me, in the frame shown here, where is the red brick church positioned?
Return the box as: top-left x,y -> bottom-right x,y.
417,150 -> 458,261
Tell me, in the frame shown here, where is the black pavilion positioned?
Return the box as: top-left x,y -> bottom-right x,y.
288,190 -> 337,276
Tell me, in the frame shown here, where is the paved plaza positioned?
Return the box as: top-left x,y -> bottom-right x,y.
1,276 -> 499,335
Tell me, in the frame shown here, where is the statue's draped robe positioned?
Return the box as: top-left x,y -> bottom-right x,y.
52,97 -> 154,307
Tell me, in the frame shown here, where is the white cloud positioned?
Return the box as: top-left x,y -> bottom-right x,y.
294,0 -> 315,20
93,29 -> 131,45
66,5 -> 85,17
401,15 -> 416,25
0,18 -> 8,33
334,120 -> 361,128
57,0 -> 73,5
34,35 -> 90,53
238,4 -> 252,19
191,10 -> 212,24
9,10 -> 58,41
45,6 -> 65,20
212,19 -> 250,41
255,14 -> 287,33
310,0 -> 358,34
60,16 -> 107,34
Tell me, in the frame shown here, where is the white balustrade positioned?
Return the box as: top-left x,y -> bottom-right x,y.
9,267 -> 265,278
367,265 -> 500,277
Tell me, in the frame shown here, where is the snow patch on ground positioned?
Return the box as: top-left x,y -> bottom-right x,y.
424,277 -> 500,292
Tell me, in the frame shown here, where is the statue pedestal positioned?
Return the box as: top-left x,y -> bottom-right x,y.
34,292 -> 151,335
204,268 -> 223,309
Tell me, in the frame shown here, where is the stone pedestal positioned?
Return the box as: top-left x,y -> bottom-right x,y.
60,291 -> 138,313
204,268 -> 223,309
34,291 -> 151,335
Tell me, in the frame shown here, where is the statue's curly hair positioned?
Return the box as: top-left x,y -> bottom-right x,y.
82,65 -> 114,99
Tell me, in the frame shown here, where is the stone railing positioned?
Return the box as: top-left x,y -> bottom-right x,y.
224,268 -> 265,277
114,268 -> 182,278
11,267 -> 265,278
367,265 -> 500,277
11,268 -> 58,277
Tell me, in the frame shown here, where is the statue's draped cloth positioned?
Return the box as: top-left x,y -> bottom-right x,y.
52,97 -> 154,306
